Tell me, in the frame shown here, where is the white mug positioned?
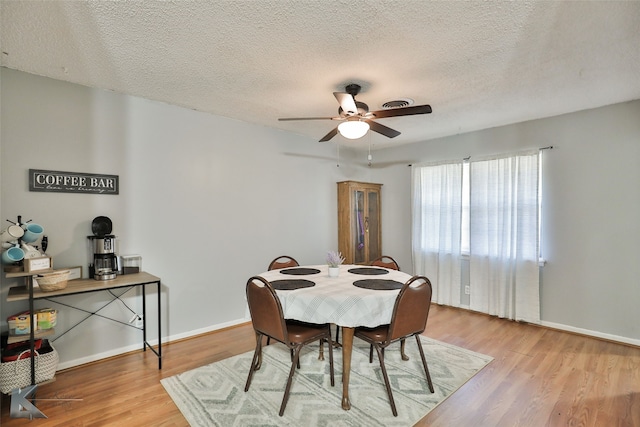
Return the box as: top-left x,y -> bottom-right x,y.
0,225 -> 25,243
21,243 -> 42,259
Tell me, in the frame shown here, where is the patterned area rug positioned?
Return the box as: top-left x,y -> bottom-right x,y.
161,336 -> 493,426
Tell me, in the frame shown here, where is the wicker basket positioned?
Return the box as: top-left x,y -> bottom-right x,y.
36,270 -> 70,292
0,345 -> 58,394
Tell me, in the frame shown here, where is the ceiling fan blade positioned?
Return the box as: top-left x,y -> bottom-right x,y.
333,92 -> 358,115
279,117 -> 335,121
364,119 -> 401,138
370,104 -> 432,119
319,127 -> 339,142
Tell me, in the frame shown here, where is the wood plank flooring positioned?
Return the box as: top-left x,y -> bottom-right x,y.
1,304 -> 639,426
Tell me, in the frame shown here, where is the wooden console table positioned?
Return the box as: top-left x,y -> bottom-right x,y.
6,271 -> 162,386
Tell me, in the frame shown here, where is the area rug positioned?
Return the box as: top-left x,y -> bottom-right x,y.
161,336 -> 493,426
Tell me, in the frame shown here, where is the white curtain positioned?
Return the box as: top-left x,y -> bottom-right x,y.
469,151 -> 540,323
411,162 -> 462,306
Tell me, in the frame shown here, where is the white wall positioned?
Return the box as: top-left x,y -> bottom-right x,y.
373,100 -> 640,343
0,69 -> 370,368
2,69 -> 638,370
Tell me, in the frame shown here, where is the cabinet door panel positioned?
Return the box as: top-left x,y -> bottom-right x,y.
354,190 -> 365,264
367,190 -> 381,261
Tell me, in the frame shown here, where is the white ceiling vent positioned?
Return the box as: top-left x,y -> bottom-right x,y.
382,98 -> 415,109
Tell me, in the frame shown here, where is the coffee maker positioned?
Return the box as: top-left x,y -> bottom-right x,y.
88,216 -> 119,280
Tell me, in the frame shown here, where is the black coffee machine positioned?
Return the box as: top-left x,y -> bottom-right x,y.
88,216 -> 119,280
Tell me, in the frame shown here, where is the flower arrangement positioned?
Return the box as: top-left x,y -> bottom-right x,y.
326,251 -> 345,268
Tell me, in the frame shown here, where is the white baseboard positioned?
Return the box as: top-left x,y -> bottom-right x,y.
56,317 -> 249,371
445,304 -> 640,348
539,320 -> 640,347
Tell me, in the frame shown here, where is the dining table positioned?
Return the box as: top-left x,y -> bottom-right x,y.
258,263 -> 412,410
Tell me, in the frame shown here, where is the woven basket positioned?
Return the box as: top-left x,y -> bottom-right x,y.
36,270 -> 70,292
0,345 -> 58,394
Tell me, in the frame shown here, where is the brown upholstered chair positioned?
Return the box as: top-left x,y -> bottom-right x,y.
268,255 -> 299,271
265,256 -> 300,346
354,275 -> 434,416
244,276 -> 335,416
371,255 -> 400,271
370,255 -> 412,360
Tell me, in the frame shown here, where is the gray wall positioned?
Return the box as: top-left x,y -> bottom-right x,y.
1,68 -> 638,370
374,100 -> 640,343
0,69 -> 372,368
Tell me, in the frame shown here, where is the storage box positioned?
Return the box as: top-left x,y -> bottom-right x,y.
121,255 -> 141,274
37,308 -> 57,330
7,311 -> 37,335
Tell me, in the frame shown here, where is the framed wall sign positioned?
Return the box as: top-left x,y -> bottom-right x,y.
29,169 -> 119,195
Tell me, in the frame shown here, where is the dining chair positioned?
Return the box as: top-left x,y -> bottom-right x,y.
371,255 -> 400,271
369,255 -> 412,360
244,276 -> 335,416
268,255 -> 300,271
354,275 -> 434,416
265,256 -> 300,346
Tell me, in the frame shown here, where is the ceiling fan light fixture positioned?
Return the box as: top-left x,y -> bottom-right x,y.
338,120 -> 370,139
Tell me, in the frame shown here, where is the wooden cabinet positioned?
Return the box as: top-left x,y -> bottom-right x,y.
337,181 -> 382,265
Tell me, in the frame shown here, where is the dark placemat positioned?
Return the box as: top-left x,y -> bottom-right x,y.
272,279 -> 316,290
348,267 -> 389,276
353,279 -> 404,290
280,268 -> 321,275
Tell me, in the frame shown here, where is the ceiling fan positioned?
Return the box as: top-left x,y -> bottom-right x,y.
278,84 -> 432,142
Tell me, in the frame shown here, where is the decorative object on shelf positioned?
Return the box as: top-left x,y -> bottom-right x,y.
326,250 -> 344,277
34,270 -> 70,292
1,216 -> 48,270
24,256 -> 52,273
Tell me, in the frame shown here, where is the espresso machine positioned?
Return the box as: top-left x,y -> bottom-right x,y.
88,216 -> 119,280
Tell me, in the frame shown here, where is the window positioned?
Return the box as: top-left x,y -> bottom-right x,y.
412,150 -> 541,322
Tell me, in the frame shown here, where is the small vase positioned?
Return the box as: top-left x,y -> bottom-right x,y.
328,266 -> 340,277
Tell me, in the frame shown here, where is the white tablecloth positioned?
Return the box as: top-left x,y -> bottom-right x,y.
258,264 -> 412,328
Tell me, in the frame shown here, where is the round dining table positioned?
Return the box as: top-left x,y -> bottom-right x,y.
258,263 -> 412,410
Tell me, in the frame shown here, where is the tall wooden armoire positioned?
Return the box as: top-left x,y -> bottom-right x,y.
337,181 -> 382,265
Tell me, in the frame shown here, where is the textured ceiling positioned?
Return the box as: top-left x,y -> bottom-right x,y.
1,1 -> 639,149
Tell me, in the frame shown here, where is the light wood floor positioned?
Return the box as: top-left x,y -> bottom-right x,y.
1,304 -> 639,426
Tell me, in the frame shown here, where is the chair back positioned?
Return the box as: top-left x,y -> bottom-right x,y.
387,275 -> 432,342
371,255 -> 400,271
268,255 -> 299,271
246,276 -> 288,343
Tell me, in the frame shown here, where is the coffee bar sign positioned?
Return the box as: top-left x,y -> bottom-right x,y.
29,169 -> 119,195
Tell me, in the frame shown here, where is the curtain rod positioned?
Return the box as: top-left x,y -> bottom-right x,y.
409,146 -> 554,167
462,145 -> 554,162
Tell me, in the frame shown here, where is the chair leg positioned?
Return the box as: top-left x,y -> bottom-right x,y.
266,337 -> 271,346
244,333 -> 264,392
289,348 -> 301,369
369,344 -> 374,363
335,325 -> 340,344
318,339 -> 325,361
400,338 -> 409,361
415,335 -> 434,393
280,344 -> 303,416
372,343 -> 398,416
